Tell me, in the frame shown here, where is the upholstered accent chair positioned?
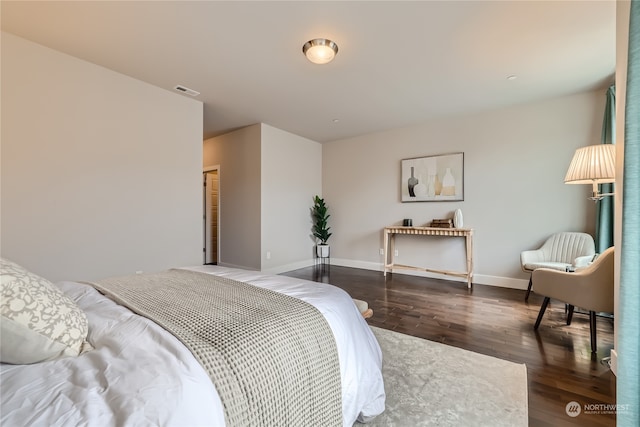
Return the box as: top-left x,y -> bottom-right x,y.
520,232 -> 595,301
532,246 -> 614,353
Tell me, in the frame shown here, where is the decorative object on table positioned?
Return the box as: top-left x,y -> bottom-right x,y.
401,152 -> 464,202
402,219 -> 413,227
453,209 -> 464,228
430,218 -> 454,228
564,144 -> 615,201
312,195 -> 332,258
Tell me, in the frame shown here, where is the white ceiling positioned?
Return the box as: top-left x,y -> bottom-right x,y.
1,1 -> 616,143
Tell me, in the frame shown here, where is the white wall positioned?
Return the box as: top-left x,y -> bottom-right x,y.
1,33 -> 204,282
323,90 -> 605,288
203,124 -> 262,270
203,123 -> 322,272
261,124 -> 322,272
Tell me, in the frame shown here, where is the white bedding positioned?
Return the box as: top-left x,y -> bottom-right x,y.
0,265 -> 385,426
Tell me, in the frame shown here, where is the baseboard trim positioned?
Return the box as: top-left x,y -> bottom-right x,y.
328,258 -> 529,290
217,262 -> 258,271
260,257 -> 528,290
262,259 -> 315,275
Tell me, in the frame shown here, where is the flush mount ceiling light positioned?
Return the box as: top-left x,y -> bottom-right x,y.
302,38 -> 338,64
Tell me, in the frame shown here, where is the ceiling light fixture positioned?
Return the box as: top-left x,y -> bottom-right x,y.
303,38 -> 338,65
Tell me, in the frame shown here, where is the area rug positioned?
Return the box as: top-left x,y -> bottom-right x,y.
359,326 -> 528,426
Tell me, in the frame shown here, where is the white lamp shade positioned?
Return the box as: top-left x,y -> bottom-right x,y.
564,144 -> 616,184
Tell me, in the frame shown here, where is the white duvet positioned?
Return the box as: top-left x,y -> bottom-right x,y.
0,265 -> 385,426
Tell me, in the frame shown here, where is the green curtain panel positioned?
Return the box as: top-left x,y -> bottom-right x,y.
595,85 -> 615,253
619,1 -> 640,425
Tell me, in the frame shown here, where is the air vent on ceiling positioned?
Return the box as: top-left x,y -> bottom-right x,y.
174,85 -> 200,97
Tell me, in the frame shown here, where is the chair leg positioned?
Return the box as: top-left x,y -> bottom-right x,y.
534,297 -> 550,330
589,311 -> 597,353
525,275 -> 533,302
567,305 -> 574,325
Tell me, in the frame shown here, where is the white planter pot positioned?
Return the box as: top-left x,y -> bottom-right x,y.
316,244 -> 330,258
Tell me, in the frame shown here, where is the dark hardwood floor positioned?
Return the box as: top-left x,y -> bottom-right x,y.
282,265 -> 616,427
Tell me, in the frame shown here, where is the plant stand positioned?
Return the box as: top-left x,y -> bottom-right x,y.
315,254 -> 330,266
313,255 -> 331,283
315,244 -> 330,266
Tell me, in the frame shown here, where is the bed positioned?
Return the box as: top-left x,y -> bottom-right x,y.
0,261 -> 385,426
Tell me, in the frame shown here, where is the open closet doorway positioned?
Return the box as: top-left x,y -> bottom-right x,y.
203,167 -> 219,265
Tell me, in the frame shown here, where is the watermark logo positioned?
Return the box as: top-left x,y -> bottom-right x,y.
565,401 -> 631,417
565,401 -> 582,417
584,403 -> 629,415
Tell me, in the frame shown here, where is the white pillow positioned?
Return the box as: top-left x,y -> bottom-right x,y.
1,258 -> 90,364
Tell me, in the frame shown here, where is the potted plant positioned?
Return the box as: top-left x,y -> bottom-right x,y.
312,195 -> 332,258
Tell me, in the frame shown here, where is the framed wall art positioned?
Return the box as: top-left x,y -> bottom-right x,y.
401,152 -> 464,202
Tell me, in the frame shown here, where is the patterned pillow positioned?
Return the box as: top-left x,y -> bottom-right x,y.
1,258 -> 90,364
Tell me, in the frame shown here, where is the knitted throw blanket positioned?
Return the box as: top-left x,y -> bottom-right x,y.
88,269 -> 342,426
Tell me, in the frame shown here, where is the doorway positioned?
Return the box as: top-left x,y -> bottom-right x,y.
203,168 -> 219,264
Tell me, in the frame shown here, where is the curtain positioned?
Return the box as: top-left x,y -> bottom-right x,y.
595,85 -> 615,253
618,1 -> 640,425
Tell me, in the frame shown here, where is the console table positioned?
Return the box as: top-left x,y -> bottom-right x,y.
383,226 -> 474,288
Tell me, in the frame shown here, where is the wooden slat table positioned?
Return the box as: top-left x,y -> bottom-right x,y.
383,226 -> 474,288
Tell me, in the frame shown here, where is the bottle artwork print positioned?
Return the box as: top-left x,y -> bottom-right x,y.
441,167 -> 456,196
413,174 -> 427,197
407,166 -> 418,197
426,174 -> 436,198
434,173 -> 442,196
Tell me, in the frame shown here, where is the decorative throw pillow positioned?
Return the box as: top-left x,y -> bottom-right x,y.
0,258 -> 90,364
